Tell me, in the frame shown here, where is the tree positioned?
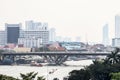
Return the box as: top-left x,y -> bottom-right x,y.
68,48 -> 120,80
68,69 -> 90,80
110,72 -> 120,80
37,76 -> 45,80
0,72 -> 46,80
87,60 -> 111,80
105,47 -> 120,64
36,47 -> 49,52
20,72 -> 45,80
20,72 -> 38,80
0,74 -> 18,80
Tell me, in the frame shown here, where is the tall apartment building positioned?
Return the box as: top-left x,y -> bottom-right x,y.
18,21 -> 49,47
112,15 -> 120,47
49,28 -> 56,42
20,30 -> 49,44
25,20 -> 48,31
115,15 -> 120,38
102,24 -> 109,46
5,23 -> 21,44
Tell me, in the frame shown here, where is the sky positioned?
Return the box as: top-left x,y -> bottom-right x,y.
0,0 -> 120,44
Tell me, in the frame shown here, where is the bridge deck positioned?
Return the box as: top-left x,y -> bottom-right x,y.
1,52 -> 112,56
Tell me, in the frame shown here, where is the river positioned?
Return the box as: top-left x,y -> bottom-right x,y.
0,60 -> 93,80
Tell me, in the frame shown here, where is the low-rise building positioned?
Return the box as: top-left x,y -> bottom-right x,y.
13,47 -> 31,52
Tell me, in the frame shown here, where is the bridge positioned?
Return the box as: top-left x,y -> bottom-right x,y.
1,51 -> 112,65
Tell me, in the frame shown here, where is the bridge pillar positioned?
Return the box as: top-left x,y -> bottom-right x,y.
55,55 -> 69,65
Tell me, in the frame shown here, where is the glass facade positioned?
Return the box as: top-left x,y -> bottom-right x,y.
6,24 -> 20,44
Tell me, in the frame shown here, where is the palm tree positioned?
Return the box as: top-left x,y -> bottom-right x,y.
20,72 -> 45,80
20,72 -> 38,80
37,76 -> 45,80
105,47 -> 120,64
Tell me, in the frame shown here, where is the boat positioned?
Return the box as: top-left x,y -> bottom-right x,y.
30,61 -> 43,67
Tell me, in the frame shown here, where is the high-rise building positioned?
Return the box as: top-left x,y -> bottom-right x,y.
112,15 -> 120,47
112,38 -> 120,47
20,30 -> 49,45
115,15 -> 120,38
25,20 -> 33,30
5,23 -> 21,44
25,20 -> 47,31
49,28 -> 56,42
102,24 -> 109,46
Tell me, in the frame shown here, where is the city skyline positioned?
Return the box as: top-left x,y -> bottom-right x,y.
0,0 -> 120,44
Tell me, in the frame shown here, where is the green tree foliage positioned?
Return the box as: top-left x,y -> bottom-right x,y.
0,74 -> 18,80
105,48 -> 120,64
36,47 -> 49,52
110,72 -> 120,80
0,72 -> 46,80
68,47 -> 120,80
37,76 -> 45,80
68,69 -> 90,80
20,72 -> 38,80
87,60 -> 111,80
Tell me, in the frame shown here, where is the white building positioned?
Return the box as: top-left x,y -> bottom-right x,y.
102,24 -> 109,46
22,21 -> 49,45
21,30 -> 49,45
112,38 -> 120,47
0,31 -> 6,45
115,15 -> 120,38
49,28 -> 56,42
112,15 -> 120,47
25,20 -> 48,31
18,37 -> 42,48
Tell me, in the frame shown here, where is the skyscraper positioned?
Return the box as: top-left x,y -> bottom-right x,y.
25,20 -> 44,31
102,24 -> 109,46
5,23 -> 21,44
49,28 -> 56,42
112,15 -> 120,47
115,15 -> 120,38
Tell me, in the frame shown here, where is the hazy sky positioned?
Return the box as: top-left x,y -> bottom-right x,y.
0,0 -> 120,44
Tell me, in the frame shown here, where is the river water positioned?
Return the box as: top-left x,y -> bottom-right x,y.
0,60 -> 93,80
